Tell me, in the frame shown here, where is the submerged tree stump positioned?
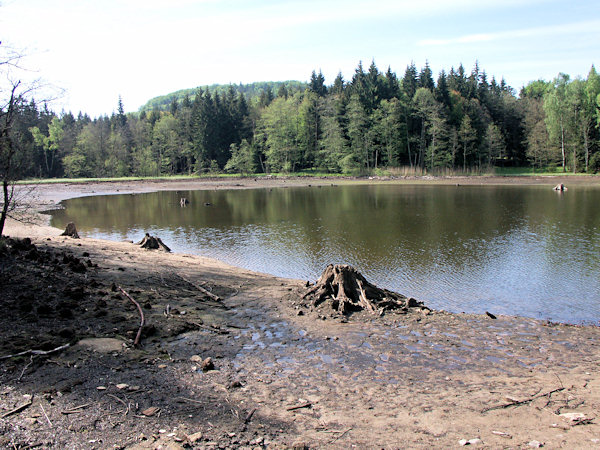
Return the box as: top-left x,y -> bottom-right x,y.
136,233 -> 171,252
60,222 -> 80,239
303,264 -> 426,315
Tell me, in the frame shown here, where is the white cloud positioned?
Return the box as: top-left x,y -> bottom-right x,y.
418,19 -> 600,46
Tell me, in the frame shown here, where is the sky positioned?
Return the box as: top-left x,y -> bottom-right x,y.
1,0 -> 598,117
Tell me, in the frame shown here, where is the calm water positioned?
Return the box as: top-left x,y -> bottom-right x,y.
49,184 -> 600,324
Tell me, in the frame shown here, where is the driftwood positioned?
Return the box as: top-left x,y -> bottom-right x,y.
118,286 -> 145,346
178,274 -> 221,302
136,233 -> 171,252
0,343 -> 71,360
481,387 -> 565,413
303,264 -> 426,315
60,222 -> 80,238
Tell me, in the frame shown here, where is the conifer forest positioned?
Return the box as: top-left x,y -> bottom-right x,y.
6,61 -> 600,179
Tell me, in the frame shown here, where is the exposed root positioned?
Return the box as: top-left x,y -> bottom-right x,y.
303,264 -> 427,315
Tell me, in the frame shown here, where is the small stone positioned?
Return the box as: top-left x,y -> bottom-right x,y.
159,429 -> 167,434
201,357 -> 215,372
158,364 -> 167,369
560,412 -> 587,423
528,440 -> 543,448
187,431 -> 203,443
24,417 -> 38,425
96,386 -> 107,391
189,355 -> 202,362
292,441 -> 308,450
142,406 -> 160,417
116,383 -> 129,390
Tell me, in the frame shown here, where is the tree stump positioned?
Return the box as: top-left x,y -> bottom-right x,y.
136,233 -> 171,252
553,183 -> 567,191
303,264 -> 427,315
60,222 -> 80,239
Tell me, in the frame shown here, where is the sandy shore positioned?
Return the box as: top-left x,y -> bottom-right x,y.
2,176 -> 600,449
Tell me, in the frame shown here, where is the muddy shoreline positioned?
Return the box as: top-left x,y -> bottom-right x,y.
2,176 -> 600,449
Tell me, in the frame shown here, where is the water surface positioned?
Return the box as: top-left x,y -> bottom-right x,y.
49,184 -> 600,324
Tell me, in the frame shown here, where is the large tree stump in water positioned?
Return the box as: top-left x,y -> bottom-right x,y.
303,264 -> 425,315
136,233 -> 171,252
60,222 -> 80,239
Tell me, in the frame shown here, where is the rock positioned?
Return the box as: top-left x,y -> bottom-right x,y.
96,386 -> 107,391
142,406 -> 160,417
189,355 -> 202,362
201,357 -> 215,372
560,412 -> 587,423
187,431 -> 203,443
291,441 -> 308,450
116,383 -> 129,390
459,438 -> 482,446
528,440 -> 543,448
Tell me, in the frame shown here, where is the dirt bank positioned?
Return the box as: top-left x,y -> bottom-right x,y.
1,177 -> 600,449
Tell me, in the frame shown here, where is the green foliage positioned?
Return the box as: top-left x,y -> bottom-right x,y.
225,140 -> 256,175
589,152 -> 600,173
6,61 -> 600,182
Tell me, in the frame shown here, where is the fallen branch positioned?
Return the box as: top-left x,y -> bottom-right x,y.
177,274 -> 221,302
0,343 -> 70,360
118,286 -> 145,346
1,396 -> 33,418
39,403 -> 52,427
61,403 -> 91,415
482,387 -> 565,413
286,402 -> 312,411
244,408 -> 257,424
106,394 -> 130,417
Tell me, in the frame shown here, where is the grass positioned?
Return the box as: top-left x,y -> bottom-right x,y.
15,166 -> 597,185
493,167 -> 594,176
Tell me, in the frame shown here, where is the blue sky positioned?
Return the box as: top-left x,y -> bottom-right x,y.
1,0 -> 598,117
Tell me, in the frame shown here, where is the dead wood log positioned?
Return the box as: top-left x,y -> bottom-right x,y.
303,264 -> 426,315
118,286 -> 145,346
60,222 -> 80,238
136,233 -> 171,252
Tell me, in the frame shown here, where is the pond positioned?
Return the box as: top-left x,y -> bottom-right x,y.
49,184 -> 600,324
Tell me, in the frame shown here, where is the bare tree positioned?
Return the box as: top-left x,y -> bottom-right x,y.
0,41 -> 40,236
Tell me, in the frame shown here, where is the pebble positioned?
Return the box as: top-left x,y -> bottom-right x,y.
187,431 -> 203,443
459,438 -> 481,446
190,355 -> 202,362
96,386 -> 107,391
158,364 -> 167,369
202,357 -> 215,372
142,406 -> 160,417
116,383 -> 129,390
528,440 -> 543,448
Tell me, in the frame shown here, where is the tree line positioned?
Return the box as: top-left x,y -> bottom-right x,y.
6,61 -> 600,179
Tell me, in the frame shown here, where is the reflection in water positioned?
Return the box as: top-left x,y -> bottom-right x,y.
49,184 -> 600,324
